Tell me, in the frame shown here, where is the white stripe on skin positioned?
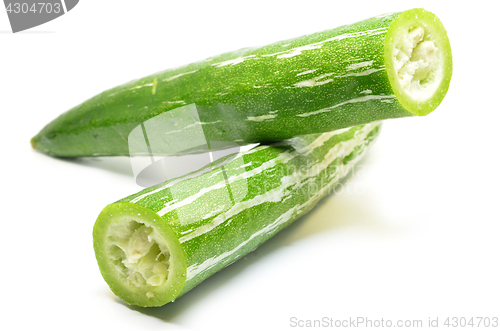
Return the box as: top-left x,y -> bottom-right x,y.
297,95 -> 395,118
156,126 -> 358,218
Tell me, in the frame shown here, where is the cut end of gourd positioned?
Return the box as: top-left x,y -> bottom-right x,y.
93,203 -> 186,307
108,220 -> 171,288
385,8 -> 452,116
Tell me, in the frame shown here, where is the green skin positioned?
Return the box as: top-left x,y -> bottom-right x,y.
93,123 -> 381,307
33,8 -> 451,157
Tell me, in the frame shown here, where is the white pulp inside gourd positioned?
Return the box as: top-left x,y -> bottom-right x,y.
107,219 -> 170,291
393,26 -> 441,101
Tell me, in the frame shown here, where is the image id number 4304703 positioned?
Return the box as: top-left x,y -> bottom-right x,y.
6,2 -> 62,14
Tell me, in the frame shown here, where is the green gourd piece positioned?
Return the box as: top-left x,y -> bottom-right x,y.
93,123 -> 380,306
32,8 -> 450,157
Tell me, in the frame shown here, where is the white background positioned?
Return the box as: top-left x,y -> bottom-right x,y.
1,0 -> 499,330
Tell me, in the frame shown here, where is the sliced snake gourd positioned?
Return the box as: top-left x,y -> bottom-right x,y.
32,8 -> 450,157
93,123 -> 381,307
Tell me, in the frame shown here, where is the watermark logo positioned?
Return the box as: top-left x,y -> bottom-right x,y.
128,103 -> 244,186
128,104 -> 249,224
3,0 -> 78,33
